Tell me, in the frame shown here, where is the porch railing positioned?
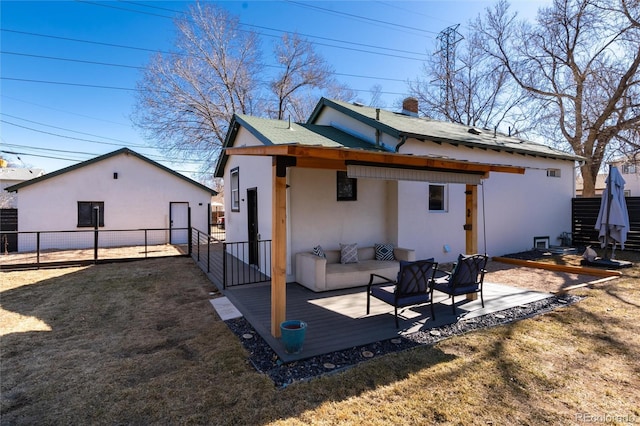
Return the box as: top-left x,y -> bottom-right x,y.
190,228 -> 271,289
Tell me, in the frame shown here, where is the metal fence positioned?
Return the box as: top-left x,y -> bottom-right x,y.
2,225 -> 272,288
190,227 -> 271,288
0,228 -> 190,270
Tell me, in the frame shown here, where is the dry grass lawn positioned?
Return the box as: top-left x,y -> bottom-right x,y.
1,253 -> 639,425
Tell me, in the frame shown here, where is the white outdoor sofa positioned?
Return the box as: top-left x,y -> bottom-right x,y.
295,245 -> 416,292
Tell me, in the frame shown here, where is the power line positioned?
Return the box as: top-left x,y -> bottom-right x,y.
1,76 -> 409,97
1,149 -> 209,175
285,0 -> 440,36
1,119 -> 147,147
1,77 -> 136,91
114,0 -> 434,56
1,51 -> 145,70
1,50 -> 409,84
1,94 -> 133,127
37,0 -> 432,60
2,142 -> 208,165
1,113 -> 139,145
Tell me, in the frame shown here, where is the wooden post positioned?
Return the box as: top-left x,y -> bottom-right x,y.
465,184 -> 478,301
271,157 -> 288,337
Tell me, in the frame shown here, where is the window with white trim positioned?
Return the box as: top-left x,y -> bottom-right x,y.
428,184 -> 447,212
547,168 -> 561,178
230,167 -> 240,212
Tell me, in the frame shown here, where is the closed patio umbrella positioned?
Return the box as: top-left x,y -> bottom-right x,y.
594,165 -> 629,259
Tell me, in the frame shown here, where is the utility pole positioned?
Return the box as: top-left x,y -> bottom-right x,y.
435,24 -> 463,111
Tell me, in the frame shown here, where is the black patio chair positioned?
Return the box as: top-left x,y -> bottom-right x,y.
366,259 -> 438,328
433,253 -> 488,315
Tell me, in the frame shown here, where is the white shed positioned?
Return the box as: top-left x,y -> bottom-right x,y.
6,148 -> 216,251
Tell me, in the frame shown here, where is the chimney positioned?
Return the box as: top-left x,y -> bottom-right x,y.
402,97 -> 419,117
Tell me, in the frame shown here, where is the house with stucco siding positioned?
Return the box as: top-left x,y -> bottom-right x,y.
215,97 -> 584,284
6,148 -> 216,251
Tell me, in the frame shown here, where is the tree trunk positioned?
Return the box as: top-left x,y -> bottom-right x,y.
580,165 -> 597,197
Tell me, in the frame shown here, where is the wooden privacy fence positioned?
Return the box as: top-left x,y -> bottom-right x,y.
572,197 -> 640,251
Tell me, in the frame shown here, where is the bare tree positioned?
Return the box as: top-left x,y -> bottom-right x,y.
269,33 -> 353,122
368,84 -> 384,108
408,23 -> 528,131
132,2 -> 262,170
476,0 -> 640,196
133,3 -> 354,174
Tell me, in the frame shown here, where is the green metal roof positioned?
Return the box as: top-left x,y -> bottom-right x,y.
308,98 -> 585,162
214,114 -> 386,177
6,148 -> 217,195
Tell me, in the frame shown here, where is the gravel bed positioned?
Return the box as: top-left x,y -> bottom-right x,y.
225,293 -> 583,388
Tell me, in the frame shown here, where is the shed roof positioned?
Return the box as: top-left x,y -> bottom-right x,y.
6,148 -> 216,195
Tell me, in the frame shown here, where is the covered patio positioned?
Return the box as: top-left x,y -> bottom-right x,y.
221,278 -> 554,362
224,144 -> 526,342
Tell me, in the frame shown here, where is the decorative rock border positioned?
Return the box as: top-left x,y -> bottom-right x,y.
225,294 -> 583,388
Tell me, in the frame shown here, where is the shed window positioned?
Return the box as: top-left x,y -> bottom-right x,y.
78,202 -> 104,227
428,184 -> 447,212
230,167 -> 240,212
622,164 -> 636,174
547,168 -> 561,178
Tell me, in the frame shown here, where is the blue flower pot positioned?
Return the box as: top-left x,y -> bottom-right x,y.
280,320 -> 307,354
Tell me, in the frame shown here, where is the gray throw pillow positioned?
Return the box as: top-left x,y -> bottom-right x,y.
340,243 -> 358,264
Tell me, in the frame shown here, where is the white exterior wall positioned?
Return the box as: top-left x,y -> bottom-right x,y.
15,153 -> 212,251
289,167 -> 392,258
398,139 -> 576,262
313,107 -> 400,150
222,128 -> 275,277
620,168 -> 640,196
314,107 -> 577,261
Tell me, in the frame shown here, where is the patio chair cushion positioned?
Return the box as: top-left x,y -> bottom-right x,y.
432,281 -> 479,296
370,284 -> 432,307
374,243 -> 395,261
340,243 -> 359,264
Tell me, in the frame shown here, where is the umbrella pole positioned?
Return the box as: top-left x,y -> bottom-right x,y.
603,165 -> 613,260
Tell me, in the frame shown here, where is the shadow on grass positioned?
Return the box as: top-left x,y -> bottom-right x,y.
0,258 -> 460,425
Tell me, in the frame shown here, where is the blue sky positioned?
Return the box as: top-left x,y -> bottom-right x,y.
1,0 -> 549,179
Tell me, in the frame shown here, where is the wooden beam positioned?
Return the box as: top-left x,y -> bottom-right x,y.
295,157 -> 347,171
271,159 -> 288,337
491,257 -> 623,277
465,184 -> 479,301
465,185 -> 478,254
225,145 -> 525,175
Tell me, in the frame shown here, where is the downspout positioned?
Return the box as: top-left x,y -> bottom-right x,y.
375,108 -> 381,147
395,135 -> 408,152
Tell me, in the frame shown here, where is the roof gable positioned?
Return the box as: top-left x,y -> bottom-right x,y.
214,114 -> 385,177
308,98 -> 584,162
6,148 -> 216,194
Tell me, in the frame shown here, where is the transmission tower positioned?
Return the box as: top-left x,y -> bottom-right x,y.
435,24 -> 463,110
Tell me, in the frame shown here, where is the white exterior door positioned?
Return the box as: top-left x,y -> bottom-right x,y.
170,202 -> 189,244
